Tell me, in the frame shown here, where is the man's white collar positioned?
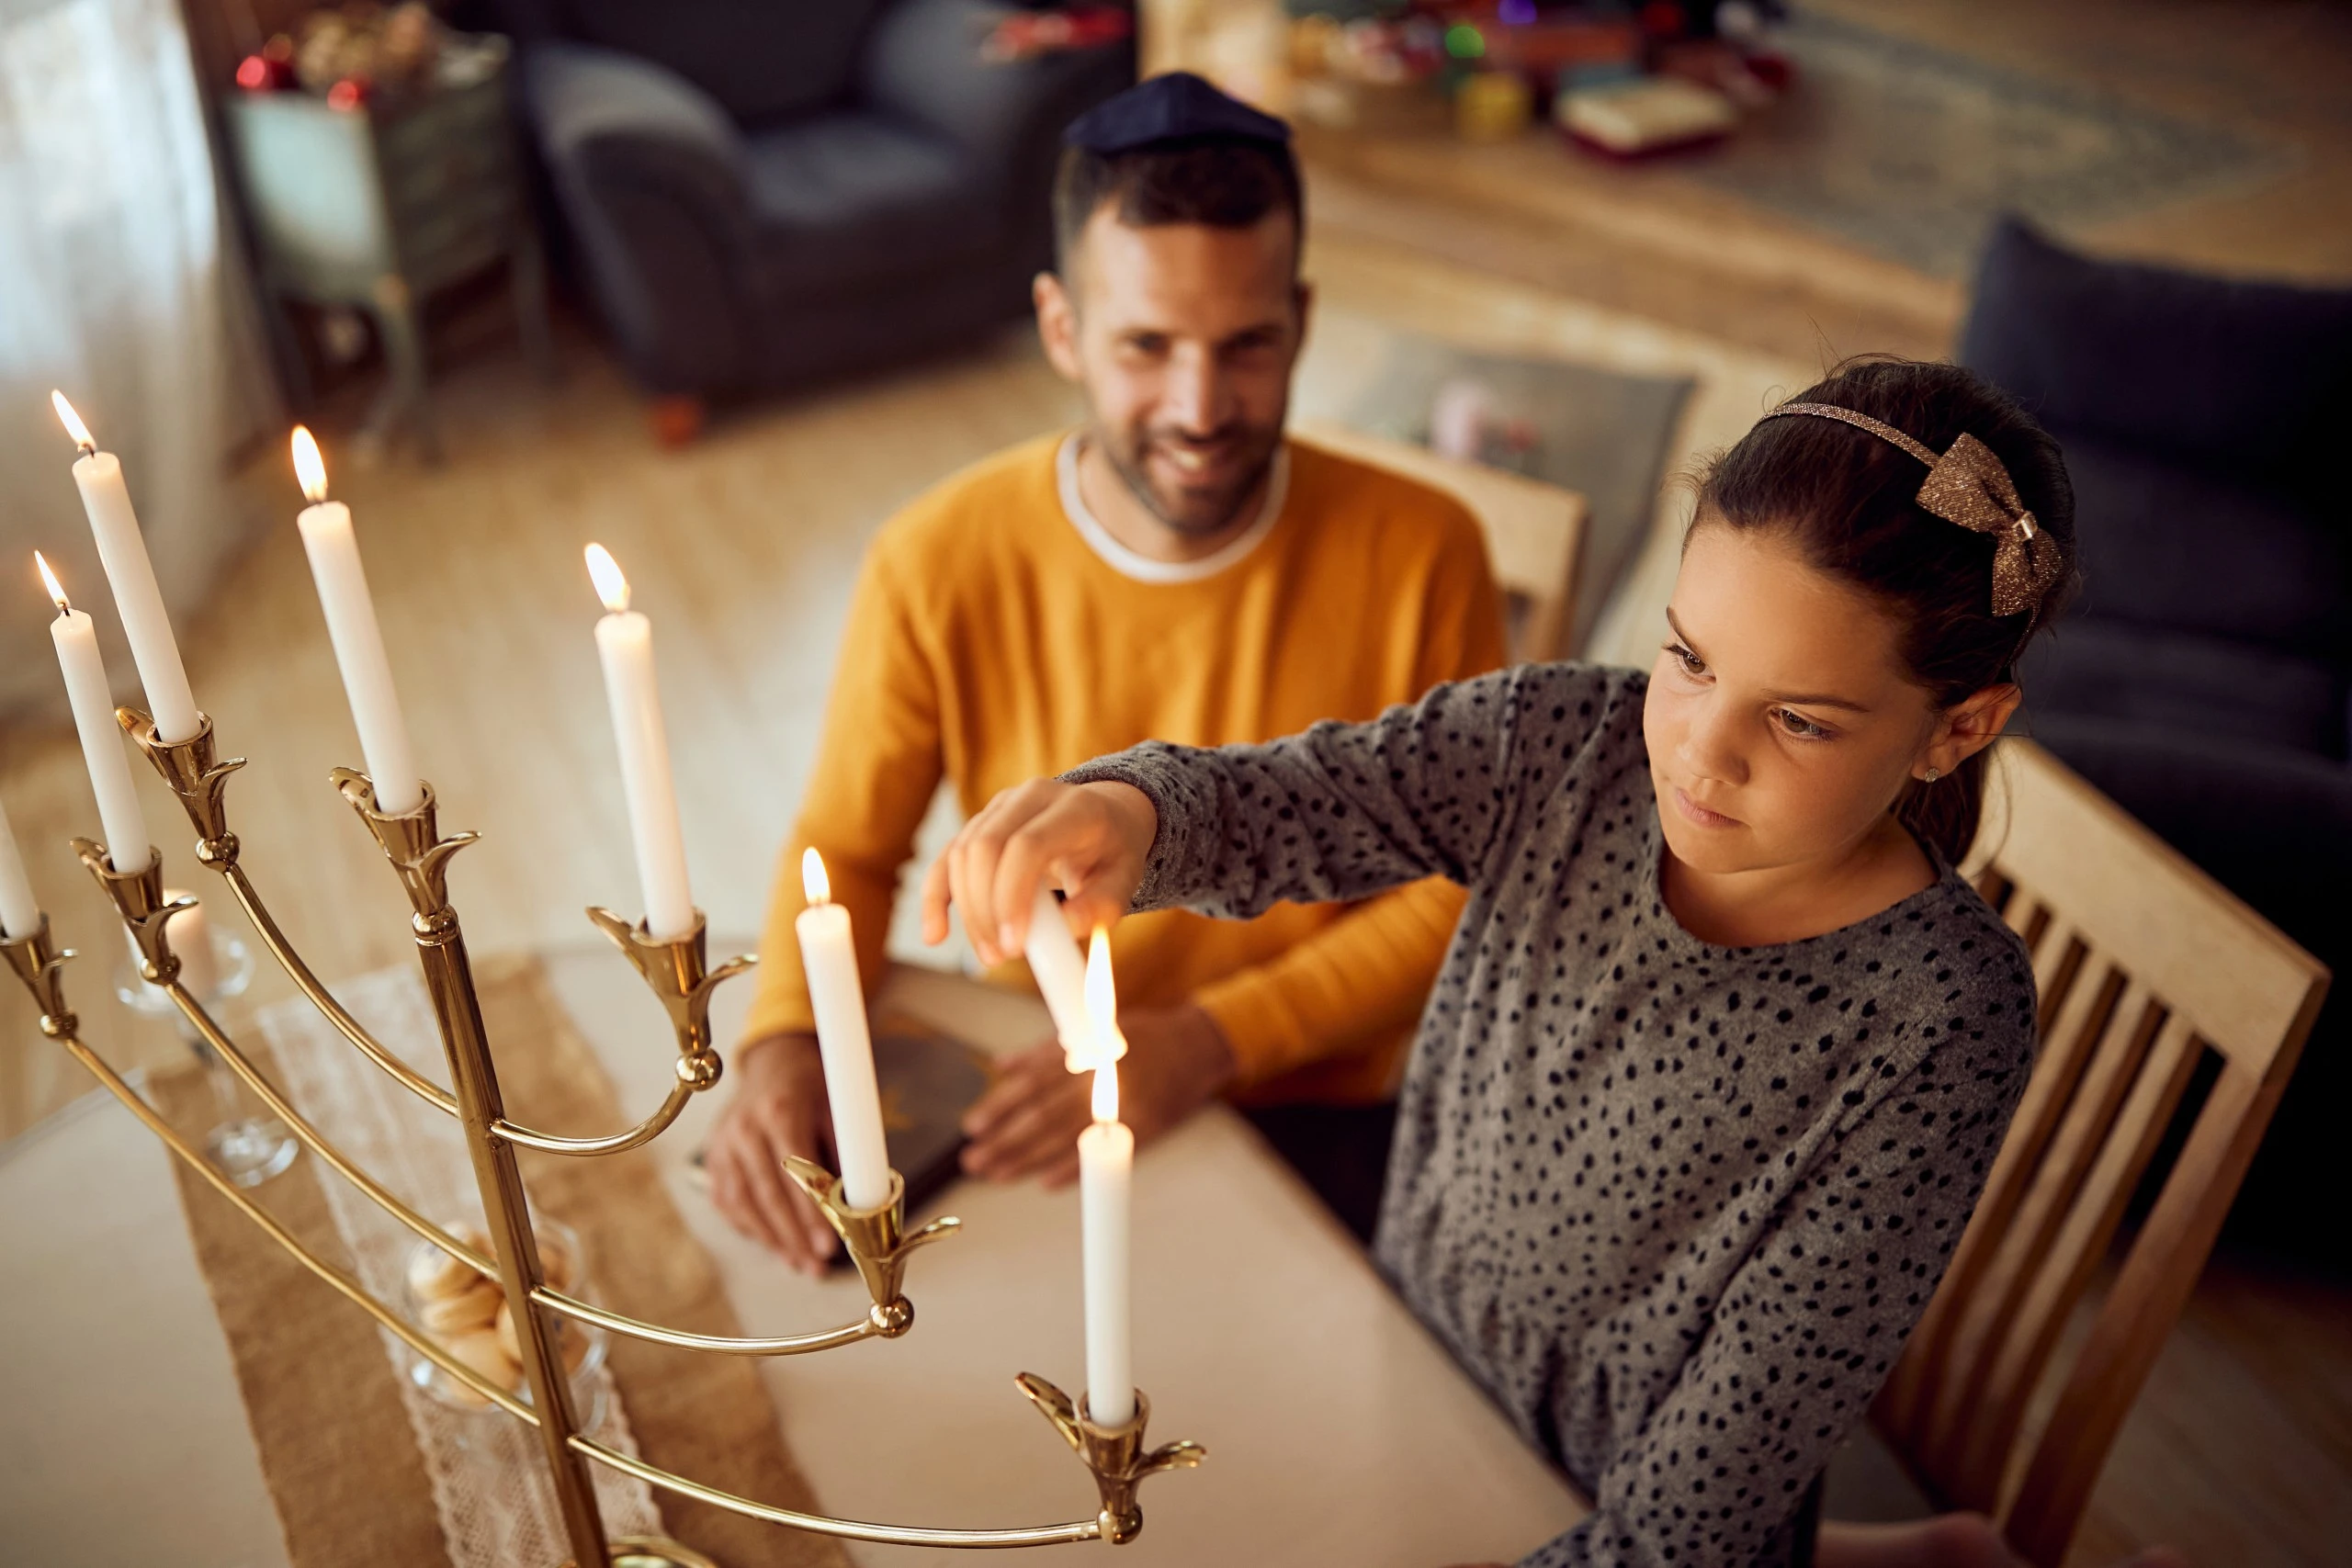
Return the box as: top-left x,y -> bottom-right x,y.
1056,434 -> 1288,584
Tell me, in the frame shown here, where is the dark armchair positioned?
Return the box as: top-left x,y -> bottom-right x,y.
1961,219 -> 2352,1265
504,0 -> 1133,400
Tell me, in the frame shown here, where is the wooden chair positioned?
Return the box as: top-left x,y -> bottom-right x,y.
1292,418 -> 1589,663
1871,739 -> 2330,1564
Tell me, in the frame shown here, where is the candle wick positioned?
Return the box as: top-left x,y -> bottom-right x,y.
74,440 -> 95,458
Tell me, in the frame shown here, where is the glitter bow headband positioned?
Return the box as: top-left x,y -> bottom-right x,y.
1762,401 -> 2064,622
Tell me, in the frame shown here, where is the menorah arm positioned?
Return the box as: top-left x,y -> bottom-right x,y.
166,977 -> 495,1277
532,1285 -> 892,1356
53,1023 -> 533,1422
569,1434 -> 1103,1549
218,862 -> 461,1119
493,1079 -> 696,1157
469,907 -> 752,1158
528,1160 -> 960,1354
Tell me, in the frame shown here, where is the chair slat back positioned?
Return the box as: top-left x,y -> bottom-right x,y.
1872,740 -> 2329,1565
1291,419 -> 1589,662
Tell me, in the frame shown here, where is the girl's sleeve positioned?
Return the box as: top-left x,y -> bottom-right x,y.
1064,664 -> 1633,919
1519,1023 -> 2032,1568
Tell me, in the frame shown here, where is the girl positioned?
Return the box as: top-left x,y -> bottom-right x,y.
921,360 -> 2093,1567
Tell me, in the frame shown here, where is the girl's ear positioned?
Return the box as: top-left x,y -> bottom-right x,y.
1920,682 -> 2022,780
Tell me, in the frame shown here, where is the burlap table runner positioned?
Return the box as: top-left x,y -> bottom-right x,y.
156,953 -> 847,1568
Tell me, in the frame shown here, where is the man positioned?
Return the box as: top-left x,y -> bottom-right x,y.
707,73 -> 1508,1270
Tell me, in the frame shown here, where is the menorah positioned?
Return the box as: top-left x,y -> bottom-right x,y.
0,707 -> 1203,1567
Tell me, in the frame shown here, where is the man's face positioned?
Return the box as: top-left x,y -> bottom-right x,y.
1036,205 -> 1308,536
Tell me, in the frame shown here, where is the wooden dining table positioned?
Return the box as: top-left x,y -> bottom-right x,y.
0,950 -> 1589,1567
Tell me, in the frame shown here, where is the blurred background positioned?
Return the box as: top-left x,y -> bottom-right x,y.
0,3 -> 2345,1564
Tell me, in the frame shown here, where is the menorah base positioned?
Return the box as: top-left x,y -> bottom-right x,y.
592,1535 -> 720,1568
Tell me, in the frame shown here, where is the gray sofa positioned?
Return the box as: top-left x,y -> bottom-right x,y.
501,0 -> 1133,398
1962,220 -> 2351,1268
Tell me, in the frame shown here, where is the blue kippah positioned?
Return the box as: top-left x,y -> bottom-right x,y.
1062,72 -> 1293,154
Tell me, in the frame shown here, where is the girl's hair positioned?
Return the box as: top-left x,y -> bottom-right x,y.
1695,357 -> 2081,863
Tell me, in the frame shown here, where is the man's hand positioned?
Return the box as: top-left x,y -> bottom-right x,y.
706,1033 -> 842,1275
960,1003 -> 1238,1187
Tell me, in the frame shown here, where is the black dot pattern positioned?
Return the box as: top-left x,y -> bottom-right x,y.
1067,663 -> 2036,1567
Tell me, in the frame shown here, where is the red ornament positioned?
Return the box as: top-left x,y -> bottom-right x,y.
325,77 -> 366,111
1640,1 -> 1687,39
235,54 -> 270,91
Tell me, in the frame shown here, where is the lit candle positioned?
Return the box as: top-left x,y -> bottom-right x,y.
1026,884 -> 1091,1061
584,545 -> 695,941
51,392 -> 203,744
291,427 -> 424,815
0,792 -> 41,939
795,849 -> 891,1210
39,552 -> 151,872
1079,929 -> 1135,1426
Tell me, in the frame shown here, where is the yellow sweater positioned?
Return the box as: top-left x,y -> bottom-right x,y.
745,432 -> 1508,1103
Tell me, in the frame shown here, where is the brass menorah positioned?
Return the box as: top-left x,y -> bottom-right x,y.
0,709 -> 1203,1566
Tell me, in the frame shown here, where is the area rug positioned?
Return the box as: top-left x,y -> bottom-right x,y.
1690,12 -> 2295,277
1306,317 -> 1693,651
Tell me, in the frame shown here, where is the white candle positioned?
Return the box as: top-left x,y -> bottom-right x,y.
795,848 -> 892,1210
40,553 -> 151,872
291,427 -> 424,815
1080,931 -> 1135,1426
584,545 -> 695,941
129,888 -> 220,999
53,392 -> 202,744
1026,884 -> 1091,1058
0,793 -> 41,939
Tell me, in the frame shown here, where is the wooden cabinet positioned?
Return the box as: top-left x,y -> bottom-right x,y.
225,48 -> 550,458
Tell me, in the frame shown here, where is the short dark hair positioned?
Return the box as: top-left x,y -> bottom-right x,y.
1695,357 -> 2080,864
1051,135 -> 1304,276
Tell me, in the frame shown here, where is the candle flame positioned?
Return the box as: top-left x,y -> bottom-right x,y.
290,425 -> 329,502
1077,927 -> 1129,1072
33,550 -> 68,613
50,390 -> 93,451
583,543 -> 630,614
1091,1057 -> 1120,1124
802,846 -> 831,906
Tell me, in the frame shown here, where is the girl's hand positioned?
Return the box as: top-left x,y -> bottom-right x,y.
920,778 -> 1159,965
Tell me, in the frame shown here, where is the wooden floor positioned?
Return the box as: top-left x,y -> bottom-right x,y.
1293,0 -> 2352,370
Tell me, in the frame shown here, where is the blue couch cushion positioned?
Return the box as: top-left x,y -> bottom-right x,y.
2021,618 -> 2347,758
743,113 -> 1000,296
553,0 -> 888,128
1962,218 -> 2352,491
2059,431 -> 2349,660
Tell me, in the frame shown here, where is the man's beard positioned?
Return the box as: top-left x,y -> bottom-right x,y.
1097,420 -> 1284,537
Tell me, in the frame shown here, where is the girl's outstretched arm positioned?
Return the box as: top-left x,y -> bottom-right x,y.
922,663 -> 1623,966
1065,666 -> 1534,924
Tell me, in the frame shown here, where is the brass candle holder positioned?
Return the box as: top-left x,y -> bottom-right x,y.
1,705 -> 1203,1565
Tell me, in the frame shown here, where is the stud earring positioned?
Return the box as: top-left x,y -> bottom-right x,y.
1922,767 -> 1942,784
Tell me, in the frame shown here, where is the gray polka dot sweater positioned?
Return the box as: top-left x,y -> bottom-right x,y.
1065,662 -> 2036,1568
